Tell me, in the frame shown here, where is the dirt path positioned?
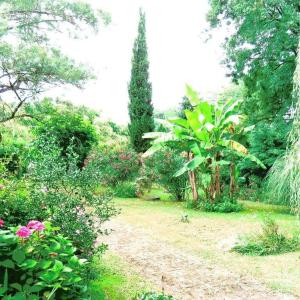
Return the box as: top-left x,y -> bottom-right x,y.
101,218 -> 298,300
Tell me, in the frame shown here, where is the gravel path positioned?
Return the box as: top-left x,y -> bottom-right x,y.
101,219 -> 298,300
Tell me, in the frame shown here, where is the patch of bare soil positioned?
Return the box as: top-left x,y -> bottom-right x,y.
100,219 -> 299,300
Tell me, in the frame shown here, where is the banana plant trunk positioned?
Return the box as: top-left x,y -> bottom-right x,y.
230,162 -> 235,197
188,152 -> 198,202
212,152 -> 221,202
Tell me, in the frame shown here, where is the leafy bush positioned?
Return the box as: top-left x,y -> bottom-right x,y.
238,120 -> 290,186
27,138 -> 117,258
232,218 -> 299,256
96,146 -> 140,187
199,197 -> 243,213
0,178 -> 47,227
114,182 -> 137,198
0,221 -> 89,299
135,292 -> 175,300
144,148 -> 188,201
34,111 -> 98,168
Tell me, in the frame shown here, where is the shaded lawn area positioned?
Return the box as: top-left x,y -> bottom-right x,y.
89,253 -> 152,300
107,197 -> 300,296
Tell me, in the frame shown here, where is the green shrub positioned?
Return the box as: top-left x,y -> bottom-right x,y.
0,221 -> 88,299
27,138 -> 117,258
199,197 -> 243,213
96,147 -> 139,187
135,292 -> 175,300
232,218 -> 299,256
0,179 -> 47,227
34,111 -> 98,168
143,147 -> 188,201
114,182 -> 137,198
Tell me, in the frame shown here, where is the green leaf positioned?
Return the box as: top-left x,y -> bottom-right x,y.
196,101 -> 213,123
39,271 -> 60,283
186,155 -> 206,170
12,248 -> 26,264
142,143 -> 163,158
49,240 -> 61,252
174,166 -> 188,177
39,260 -> 53,269
0,269 -> 8,296
186,84 -> 200,106
10,283 -> 23,292
169,118 -> 189,128
29,285 -> 44,293
20,259 -> 38,269
52,260 -> 64,272
1,259 -> 15,269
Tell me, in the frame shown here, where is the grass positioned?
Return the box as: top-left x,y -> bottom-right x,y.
112,197 -> 300,296
89,253 -> 152,300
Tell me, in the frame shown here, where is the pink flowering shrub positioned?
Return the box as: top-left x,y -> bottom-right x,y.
97,147 -> 139,187
0,221 -> 88,299
15,226 -> 32,238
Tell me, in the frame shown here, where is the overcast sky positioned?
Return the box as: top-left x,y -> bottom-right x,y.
56,0 -> 231,124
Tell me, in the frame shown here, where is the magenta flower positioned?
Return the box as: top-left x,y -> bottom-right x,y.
0,219 -> 4,227
27,220 -> 45,231
16,226 -> 32,238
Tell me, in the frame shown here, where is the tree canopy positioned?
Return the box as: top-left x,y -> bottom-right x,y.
208,0 -> 299,122
0,0 -> 107,123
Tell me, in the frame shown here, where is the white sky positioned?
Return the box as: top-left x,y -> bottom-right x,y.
56,0 -> 231,124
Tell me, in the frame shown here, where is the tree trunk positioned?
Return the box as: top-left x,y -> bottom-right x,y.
188,152 -> 198,202
215,164 -> 221,199
213,152 -> 221,202
230,162 -> 235,197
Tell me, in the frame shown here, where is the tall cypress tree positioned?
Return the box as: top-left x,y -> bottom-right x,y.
128,9 -> 154,153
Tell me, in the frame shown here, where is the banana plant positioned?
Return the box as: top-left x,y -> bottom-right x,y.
143,85 -> 266,202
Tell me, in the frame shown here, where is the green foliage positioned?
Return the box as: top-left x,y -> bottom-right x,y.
28,138 -> 117,258
0,178 -> 46,227
135,292 -> 175,300
177,96 -> 193,119
239,119 -> 291,183
0,0 -> 105,122
96,146 -> 139,187
267,41 -> 300,212
144,85 -> 265,203
34,111 -> 98,168
232,218 -> 299,256
198,197 -> 243,213
144,148 -> 188,201
114,182 -> 137,198
135,165 -> 156,197
0,222 -> 88,299
128,9 -> 154,153
208,0 -> 299,123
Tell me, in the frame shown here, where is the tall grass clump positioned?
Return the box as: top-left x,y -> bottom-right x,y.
267,40 -> 300,214
232,218 -> 299,256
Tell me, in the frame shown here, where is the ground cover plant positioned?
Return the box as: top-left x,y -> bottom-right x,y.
0,220 -> 88,299
232,217 -> 300,256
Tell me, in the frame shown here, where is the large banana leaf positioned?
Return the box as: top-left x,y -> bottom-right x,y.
186,84 -> 200,106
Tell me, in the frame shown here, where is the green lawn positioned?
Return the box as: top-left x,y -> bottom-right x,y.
89,253 -> 152,300
90,197 -> 300,298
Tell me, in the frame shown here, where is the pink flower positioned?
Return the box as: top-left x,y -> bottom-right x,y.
16,226 -> 32,238
27,220 -> 45,231
0,219 -> 4,227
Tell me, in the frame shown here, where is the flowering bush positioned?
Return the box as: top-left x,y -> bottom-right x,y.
0,220 -> 89,299
95,146 -> 140,187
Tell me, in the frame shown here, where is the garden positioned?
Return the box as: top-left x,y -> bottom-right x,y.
0,0 -> 299,299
